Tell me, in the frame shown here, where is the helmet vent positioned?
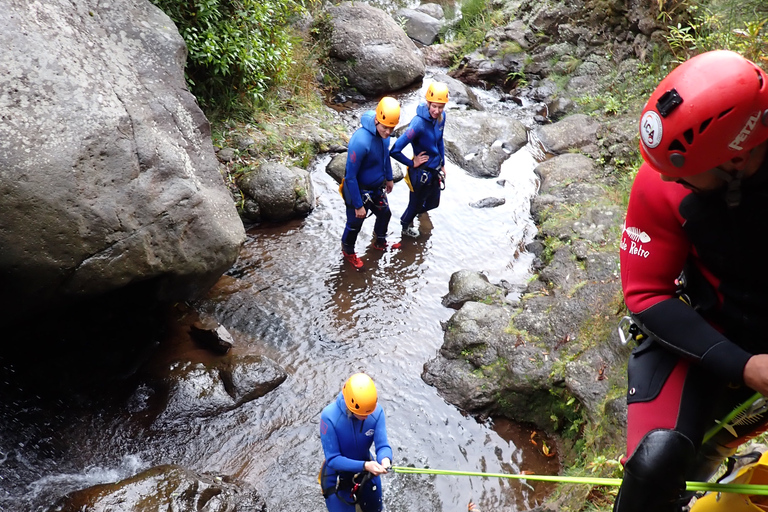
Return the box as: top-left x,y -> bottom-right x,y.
683,129 -> 694,145
668,139 -> 686,153
699,118 -> 712,133
718,107 -> 734,119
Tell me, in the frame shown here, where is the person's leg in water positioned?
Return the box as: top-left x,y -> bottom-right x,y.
341,206 -> 366,267
401,168 -> 431,237
369,191 -> 395,250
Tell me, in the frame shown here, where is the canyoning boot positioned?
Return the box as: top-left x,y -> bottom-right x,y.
402,224 -> 420,238
342,250 -> 364,269
372,239 -> 401,251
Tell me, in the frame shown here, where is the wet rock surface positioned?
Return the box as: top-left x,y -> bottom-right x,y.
49,464 -> 268,512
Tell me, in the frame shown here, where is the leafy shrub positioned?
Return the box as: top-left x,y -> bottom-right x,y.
661,0 -> 767,67
150,0 -> 305,111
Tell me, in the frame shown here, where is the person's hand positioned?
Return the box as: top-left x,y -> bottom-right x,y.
413,151 -> 429,168
381,457 -> 391,470
364,460 -> 388,476
441,165 -> 446,176
744,354 -> 768,395
385,180 -> 394,194
355,206 -> 366,218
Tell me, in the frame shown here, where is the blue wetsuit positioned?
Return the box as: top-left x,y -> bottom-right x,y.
341,110 -> 394,253
319,392 -> 393,512
390,102 -> 446,229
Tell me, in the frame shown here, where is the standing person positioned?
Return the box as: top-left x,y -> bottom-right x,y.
319,373 -> 393,512
615,50 -> 768,512
340,97 -> 401,268
390,82 -> 448,238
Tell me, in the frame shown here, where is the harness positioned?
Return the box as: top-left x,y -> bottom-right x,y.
340,179 -> 388,215
319,461 -> 374,505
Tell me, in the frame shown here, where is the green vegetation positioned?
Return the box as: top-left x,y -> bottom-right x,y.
446,0 -> 509,67
149,0 -> 314,114
661,0 -> 767,64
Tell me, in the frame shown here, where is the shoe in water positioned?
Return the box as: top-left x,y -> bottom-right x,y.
402,225 -> 420,238
342,250 -> 363,268
373,240 -> 402,250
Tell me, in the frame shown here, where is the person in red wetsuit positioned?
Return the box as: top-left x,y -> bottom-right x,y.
616,50 -> 768,512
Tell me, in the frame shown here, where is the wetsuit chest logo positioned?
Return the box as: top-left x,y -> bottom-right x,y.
365,429 -> 375,437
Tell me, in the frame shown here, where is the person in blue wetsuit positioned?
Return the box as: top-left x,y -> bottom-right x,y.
390,82 -> 449,238
319,373 -> 392,512
340,97 -> 401,269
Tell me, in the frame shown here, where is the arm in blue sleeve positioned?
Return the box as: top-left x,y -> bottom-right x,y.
390,132 -> 414,167
373,411 -> 393,464
345,134 -> 367,209
385,139 -> 394,182
438,116 -> 445,166
320,416 -> 367,473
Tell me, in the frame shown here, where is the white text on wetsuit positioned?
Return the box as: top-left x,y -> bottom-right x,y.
620,237 -> 650,258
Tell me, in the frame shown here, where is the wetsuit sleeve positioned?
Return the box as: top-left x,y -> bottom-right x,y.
390,121 -> 419,168
384,138 -> 394,182
372,409 -> 393,464
438,115 -> 445,166
320,413 -> 367,474
345,131 -> 367,209
634,299 -> 752,384
621,164 -> 752,384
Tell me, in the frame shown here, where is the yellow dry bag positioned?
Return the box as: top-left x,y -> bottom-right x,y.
690,451 -> 768,512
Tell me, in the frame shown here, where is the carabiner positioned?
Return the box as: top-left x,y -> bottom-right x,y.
617,316 -> 632,346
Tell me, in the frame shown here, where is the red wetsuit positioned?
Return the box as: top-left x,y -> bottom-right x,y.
620,157 -> 768,465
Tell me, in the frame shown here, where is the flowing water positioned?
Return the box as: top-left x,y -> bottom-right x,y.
0,74 -> 558,511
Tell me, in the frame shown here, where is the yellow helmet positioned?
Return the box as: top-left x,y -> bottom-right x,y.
689,451 -> 768,512
342,373 -> 378,416
426,82 -> 449,104
376,97 -> 400,128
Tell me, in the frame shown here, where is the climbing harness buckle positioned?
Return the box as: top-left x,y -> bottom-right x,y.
420,171 -> 429,184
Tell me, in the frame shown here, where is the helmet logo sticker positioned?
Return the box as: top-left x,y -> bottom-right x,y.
729,112 -> 761,151
641,111 -> 663,149
620,226 -> 651,259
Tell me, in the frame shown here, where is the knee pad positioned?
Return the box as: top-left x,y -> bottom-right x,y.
614,430 -> 696,512
625,429 -> 695,482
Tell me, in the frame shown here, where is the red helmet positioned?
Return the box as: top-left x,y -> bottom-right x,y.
639,50 -> 768,178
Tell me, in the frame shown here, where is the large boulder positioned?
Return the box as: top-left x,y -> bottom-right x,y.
324,2 -> 425,96
237,162 -> 316,223
0,0 -> 245,316
395,8 -> 444,46
443,110 -> 528,178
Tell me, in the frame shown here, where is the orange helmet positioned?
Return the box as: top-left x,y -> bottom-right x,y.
426,82 -> 449,104
639,50 -> 768,178
376,97 -> 400,128
342,373 -> 378,416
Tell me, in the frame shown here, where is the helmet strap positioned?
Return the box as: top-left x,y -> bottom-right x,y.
709,168 -> 745,207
